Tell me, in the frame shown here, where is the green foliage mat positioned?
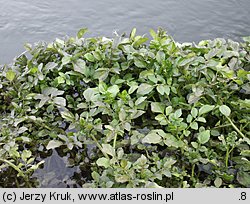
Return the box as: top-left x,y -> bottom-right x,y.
0,28 -> 250,187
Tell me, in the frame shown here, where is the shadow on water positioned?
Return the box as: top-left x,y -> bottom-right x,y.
32,150 -> 79,187
0,147 -> 93,187
31,149 -> 92,188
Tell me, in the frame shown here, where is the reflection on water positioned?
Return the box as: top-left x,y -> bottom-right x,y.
0,0 -> 250,187
32,149 -> 92,188
32,150 -> 80,187
0,0 -> 250,64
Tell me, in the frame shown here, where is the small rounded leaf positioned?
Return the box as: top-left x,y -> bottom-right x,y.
214,177 -> 222,187
6,70 -> 16,81
198,130 -> 210,144
96,157 -> 110,168
142,133 -> 162,144
219,105 -> 231,117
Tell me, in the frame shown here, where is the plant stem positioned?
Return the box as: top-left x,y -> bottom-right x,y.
226,116 -> 246,139
113,133 -> 117,149
0,159 -> 25,177
191,163 -> 195,179
89,133 -> 109,159
213,124 -> 231,129
225,147 -> 229,168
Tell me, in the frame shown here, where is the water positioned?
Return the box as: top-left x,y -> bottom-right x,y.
1,0 -> 250,187
0,0 -> 250,64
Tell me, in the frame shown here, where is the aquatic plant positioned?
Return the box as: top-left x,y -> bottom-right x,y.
0,28 -> 249,187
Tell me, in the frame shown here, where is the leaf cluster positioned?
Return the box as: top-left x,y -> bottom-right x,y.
0,28 -> 250,187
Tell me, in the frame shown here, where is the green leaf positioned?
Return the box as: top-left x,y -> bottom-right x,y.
60,109 -> 75,122
34,94 -> 50,108
119,110 -> 126,121
107,85 -> 119,97
142,132 -> 162,144
237,171 -> 250,187
130,28 -> 136,40
130,110 -> 145,119
214,177 -> 222,187
93,68 -> 109,81
199,105 -> 215,115
149,29 -> 157,39
191,108 -> 198,118
186,114 -> 193,123
84,53 -> 95,62
115,175 -> 130,183
98,81 -> 107,93
133,37 -> 148,48
198,130 -> 210,144
18,126 -> 28,134
83,88 -> 96,102
156,84 -> 170,95
91,171 -> 100,182
53,97 -> 66,106
124,122 -> 131,131
165,106 -> 173,115
151,102 -> 165,113
190,122 -> 199,130
135,154 -> 147,166
46,140 -> 63,150
196,117 -> 206,123
137,83 -> 154,95
174,109 -> 182,118
93,51 -> 102,61
243,36 -> 250,43
6,70 -> 16,81
56,76 -> 65,84
155,114 -> 168,125
102,144 -> 115,157
135,96 -> 147,106
156,51 -> 165,64
21,150 -> 32,162
191,142 -> 198,148
145,182 -> 164,188
134,59 -> 147,68
179,57 -> 195,66
96,157 -> 110,168
163,134 -> 183,148
24,43 -> 32,51
128,83 -> 138,94
61,56 -> 71,66
73,59 -> 87,75
77,28 -> 88,38
42,87 -> 64,97
219,105 -> 231,117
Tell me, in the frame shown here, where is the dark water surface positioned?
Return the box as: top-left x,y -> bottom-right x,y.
1,0 -> 250,187
1,0 -> 250,64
